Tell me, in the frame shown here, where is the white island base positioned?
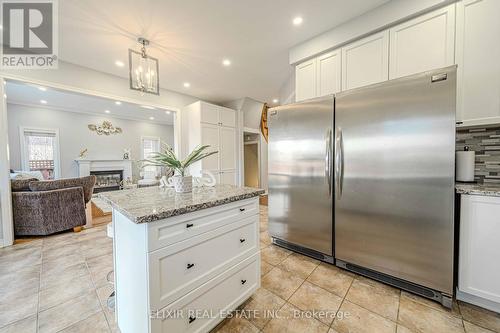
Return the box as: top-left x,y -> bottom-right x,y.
112,197 -> 261,333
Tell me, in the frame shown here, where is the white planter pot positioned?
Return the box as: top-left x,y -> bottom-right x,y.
171,175 -> 192,193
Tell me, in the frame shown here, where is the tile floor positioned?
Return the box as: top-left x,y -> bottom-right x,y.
1,206 -> 499,333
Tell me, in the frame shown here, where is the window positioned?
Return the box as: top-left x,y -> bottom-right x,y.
141,136 -> 160,175
20,128 -> 60,179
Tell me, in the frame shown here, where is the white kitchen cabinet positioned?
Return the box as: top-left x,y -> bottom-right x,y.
317,50 -> 341,96
341,31 -> 389,90
185,101 -> 238,185
295,58 -> 317,101
389,5 -> 455,79
456,0 -> 500,127
458,194 -> 500,312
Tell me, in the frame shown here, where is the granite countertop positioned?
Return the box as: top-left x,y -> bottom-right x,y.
455,183 -> 500,197
99,185 -> 265,224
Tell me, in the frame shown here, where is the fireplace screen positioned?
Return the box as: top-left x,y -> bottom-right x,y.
90,170 -> 123,193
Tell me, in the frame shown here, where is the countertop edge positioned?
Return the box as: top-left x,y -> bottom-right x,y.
455,184 -> 500,197
99,188 -> 265,224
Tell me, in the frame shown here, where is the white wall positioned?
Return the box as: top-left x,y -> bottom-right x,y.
7,103 -> 174,180
279,70 -> 295,106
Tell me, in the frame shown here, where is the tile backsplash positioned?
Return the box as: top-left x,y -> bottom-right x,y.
456,126 -> 500,184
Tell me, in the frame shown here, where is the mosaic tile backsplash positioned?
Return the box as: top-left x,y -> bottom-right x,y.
456,126 -> 500,184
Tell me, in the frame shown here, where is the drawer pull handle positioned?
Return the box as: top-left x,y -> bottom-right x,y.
239,208 -> 246,212
240,238 -> 246,243
187,263 -> 195,269
186,223 -> 194,228
241,279 -> 247,285
188,316 -> 196,324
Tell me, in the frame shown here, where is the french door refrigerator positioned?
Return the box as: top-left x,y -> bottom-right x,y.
268,66 -> 456,307
268,96 -> 334,263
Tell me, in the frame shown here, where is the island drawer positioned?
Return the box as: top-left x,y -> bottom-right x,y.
151,253 -> 259,333
148,215 -> 259,309
147,198 -> 259,251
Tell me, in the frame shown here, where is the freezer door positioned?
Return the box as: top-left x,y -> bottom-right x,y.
268,97 -> 334,256
334,67 -> 456,294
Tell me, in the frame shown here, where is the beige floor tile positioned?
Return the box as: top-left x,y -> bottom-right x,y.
0,314 -> 36,333
262,303 -> 329,333
0,247 -> 41,275
42,233 -> 77,250
40,263 -> 89,291
39,274 -> 94,311
260,241 -> 270,249
42,243 -> 81,261
261,267 -> 304,300
459,301 -> 500,333
278,253 -> 320,279
215,316 -> 259,333
58,311 -> 110,333
401,291 -> 461,318
260,231 -> 272,245
397,325 -> 414,333
0,290 -> 38,328
86,253 -> 113,288
243,288 -> 286,329
96,284 -> 116,329
346,277 -> 400,321
307,263 -> 354,298
79,237 -> 113,260
42,253 -> 85,273
0,265 -> 40,298
288,281 -> 342,325
261,245 -> 291,266
463,321 -> 497,333
398,295 -> 465,333
332,300 -> 397,333
38,290 -> 102,333
261,260 -> 274,277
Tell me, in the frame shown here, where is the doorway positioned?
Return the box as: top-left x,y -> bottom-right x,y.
244,133 -> 260,188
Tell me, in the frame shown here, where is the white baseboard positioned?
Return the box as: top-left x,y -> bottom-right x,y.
456,289 -> 500,313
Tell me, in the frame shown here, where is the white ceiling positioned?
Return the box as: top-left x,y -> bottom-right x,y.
5,80 -> 175,124
58,0 -> 390,104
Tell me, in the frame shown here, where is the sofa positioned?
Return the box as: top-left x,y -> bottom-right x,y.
11,175 -> 96,236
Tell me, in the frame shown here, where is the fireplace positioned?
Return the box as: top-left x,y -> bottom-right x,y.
91,170 -> 123,193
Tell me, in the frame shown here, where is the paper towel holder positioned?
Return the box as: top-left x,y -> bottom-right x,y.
456,146 -> 476,183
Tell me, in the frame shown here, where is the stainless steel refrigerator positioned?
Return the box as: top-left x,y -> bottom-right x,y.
268,66 -> 456,306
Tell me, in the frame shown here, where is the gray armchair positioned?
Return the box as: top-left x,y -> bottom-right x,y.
11,175 -> 96,236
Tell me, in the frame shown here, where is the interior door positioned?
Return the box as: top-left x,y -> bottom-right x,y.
334,67 -> 456,294
268,96 -> 334,256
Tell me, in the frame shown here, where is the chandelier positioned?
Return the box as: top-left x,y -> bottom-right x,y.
128,37 -> 159,95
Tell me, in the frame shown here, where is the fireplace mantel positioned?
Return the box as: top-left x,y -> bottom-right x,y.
75,159 -> 133,182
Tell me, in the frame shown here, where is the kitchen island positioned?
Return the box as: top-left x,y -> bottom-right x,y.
100,185 -> 264,333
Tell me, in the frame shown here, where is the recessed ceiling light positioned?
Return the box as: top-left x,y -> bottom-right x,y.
165,111 -> 171,115
105,110 -> 111,114
115,101 -> 122,105
141,105 -> 155,110
183,82 -> 190,88
115,60 -> 125,67
272,98 -> 279,103
40,99 -> 47,104
149,116 -> 155,120
3,94 -> 6,99
38,86 -> 47,91
222,59 -> 231,66
293,16 -> 303,26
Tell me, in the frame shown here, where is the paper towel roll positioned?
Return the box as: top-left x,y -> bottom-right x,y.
456,150 -> 475,182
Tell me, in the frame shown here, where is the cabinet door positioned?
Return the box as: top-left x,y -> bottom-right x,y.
342,31 -> 389,90
317,50 -> 341,96
200,124 -> 219,170
219,107 -> 236,128
219,127 -> 236,171
220,170 -> 236,185
389,5 -> 455,79
459,195 -> 500,303
456,0 -> 500,126
200,103 -> 220,125
295,58 -> 317,101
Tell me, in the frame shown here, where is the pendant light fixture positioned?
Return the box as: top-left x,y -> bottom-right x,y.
128,37 -> 159,95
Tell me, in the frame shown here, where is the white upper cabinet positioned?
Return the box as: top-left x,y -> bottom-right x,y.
389,5 -> 455,79
219,107 -> 236,127
200,102 -> 220,125
317,50 -> 341,96
341,31 -> 389,90
295,59 -> 317,101
456,0 -> 500,126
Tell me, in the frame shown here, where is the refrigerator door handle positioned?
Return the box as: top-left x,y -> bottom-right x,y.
335,127 -> 344,199
325,129 -> 332,196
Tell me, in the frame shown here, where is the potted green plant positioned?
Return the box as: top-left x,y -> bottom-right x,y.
142,143 -> 217,193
